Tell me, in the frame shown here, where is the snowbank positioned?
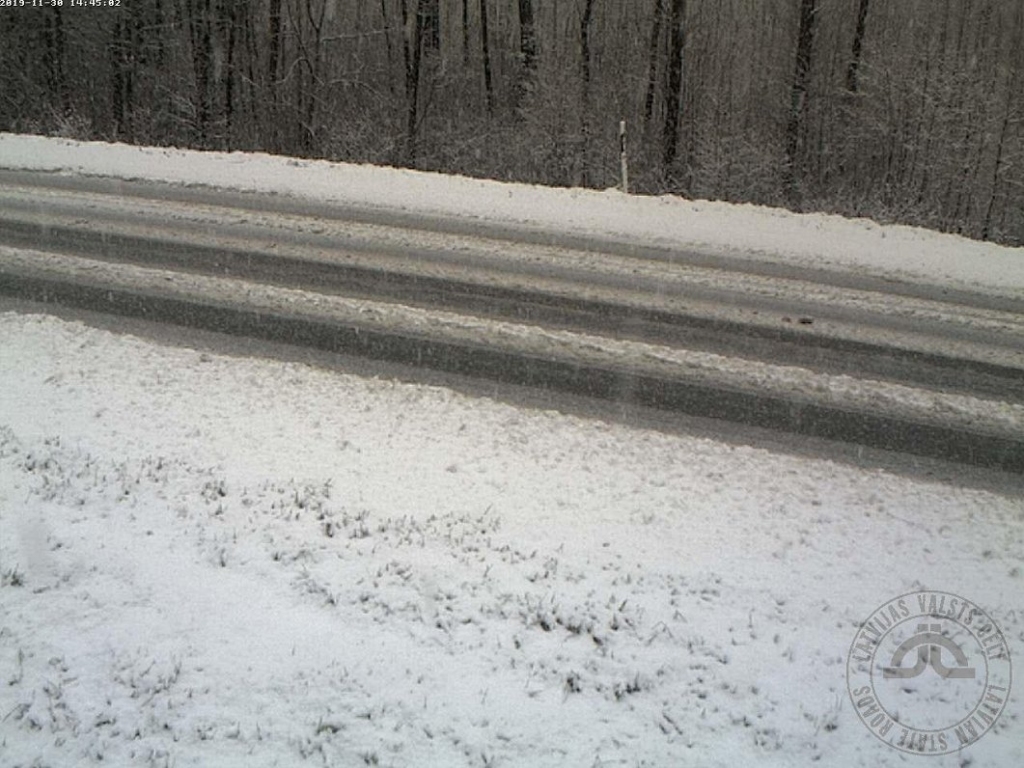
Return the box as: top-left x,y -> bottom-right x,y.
2,133 -> 1022,297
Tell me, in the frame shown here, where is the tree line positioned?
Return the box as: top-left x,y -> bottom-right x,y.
2,0 -> 1021,245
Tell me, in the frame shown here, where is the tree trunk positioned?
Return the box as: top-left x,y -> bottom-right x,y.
463,0 -> 470,66
581,0 -> 595,98
267,0 -> 282,150
380,0 -> 397,97
784,0 -> 818,200
518,0 -> 537,74
268,0 -> 282,85
644,0 -> 665,126
43,8 -> 68,117
512,0 -> 537,111
188,0 -> 213,146
987,2 -> 1024,241
423,0 -> 440,51
580,0 -> 596,186
109,10 -> 134,140
243,3 -> 259,144
405,0 -> 427,164
846,0 -> 870,93
298,0 -> 327,155
224,0 -> 238,148
662,0 -> 686,178
479,0 -> 494,115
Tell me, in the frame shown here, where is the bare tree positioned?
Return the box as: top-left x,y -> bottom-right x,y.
423,0 -> 440,51
2,0 -> 1020,244
579,0 -> 597,184
42,7 -> 69,117
186,0 -> 215,145
662,0 -> 686,178
403,0 -> 428,163
513,0 -> 537,110
846,0 -> 870,93
644,0 -> 665,126
983,0 -> 1024,240
291,0 -> 330,154
109,7 -> 134,140
479,0 -> 494,114
266,0 -> 283,149
518,0 -> 537,74
462,0 -> 471,66
784,0 -> 818,199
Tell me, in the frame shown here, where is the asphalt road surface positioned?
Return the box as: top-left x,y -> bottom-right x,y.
1,170 -> 1022,472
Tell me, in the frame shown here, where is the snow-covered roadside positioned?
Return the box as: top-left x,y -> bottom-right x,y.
1,311 -> 1021,767
2,133 -> 1023,298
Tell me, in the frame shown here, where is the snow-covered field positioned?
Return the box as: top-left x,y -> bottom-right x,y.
1,311 -> 1021,767
1,136 -> 1023,766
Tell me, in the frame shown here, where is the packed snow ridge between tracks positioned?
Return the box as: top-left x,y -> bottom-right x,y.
1,133 -> 1022,298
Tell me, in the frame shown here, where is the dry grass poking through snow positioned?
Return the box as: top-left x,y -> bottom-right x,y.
0,428 -> 816,766
1,313 -> 1021,767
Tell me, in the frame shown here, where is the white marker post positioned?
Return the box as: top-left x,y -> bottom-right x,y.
619,120 -> 629,194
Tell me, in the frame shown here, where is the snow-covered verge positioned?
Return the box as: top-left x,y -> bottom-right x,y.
1,311 -> 1022,767
2,133 -> 1023,298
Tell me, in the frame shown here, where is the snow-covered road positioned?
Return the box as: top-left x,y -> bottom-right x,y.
3,167 -> 1023,469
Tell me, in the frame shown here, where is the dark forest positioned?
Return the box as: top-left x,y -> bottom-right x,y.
2,0 -> 1021,245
